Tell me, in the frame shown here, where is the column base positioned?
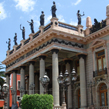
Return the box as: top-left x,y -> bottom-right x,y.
11,104 -> 18,109
62,103 -> 66,109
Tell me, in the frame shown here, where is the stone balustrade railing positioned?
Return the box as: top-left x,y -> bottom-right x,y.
53,106 -> 65,109
53,104 -> 66,109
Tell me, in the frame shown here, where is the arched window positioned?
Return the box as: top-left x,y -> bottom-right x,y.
99,83 -> 108,106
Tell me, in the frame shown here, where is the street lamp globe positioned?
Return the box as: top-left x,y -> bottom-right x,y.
64,70 -> 70,84
39,72 -> 50,94
71,68 -> 77,82
57,71 -> 63,85
3,82 -> 9,92
39,72 -> 50,85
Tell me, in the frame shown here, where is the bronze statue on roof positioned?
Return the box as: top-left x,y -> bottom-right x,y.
27,19 -> 34,33
6,38 -> 11,50
40,11 -> 45,26
51,1 -> 57,18
77,10 -> 85,25
20,24 -> 25,40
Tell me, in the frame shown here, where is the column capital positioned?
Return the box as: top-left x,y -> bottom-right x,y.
39,55 -> 46,60
29,61 -> 35,65
78,54 -> 87,59
20,66 -> 26,70
64,60 -> 72,64
51,49 -> 59,54
5,73 -> 10,77
12,70 -> 18,73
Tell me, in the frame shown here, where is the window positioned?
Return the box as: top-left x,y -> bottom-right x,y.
99,83 -> 108,106
18,81 -> 20,90
96,50 -> 106,71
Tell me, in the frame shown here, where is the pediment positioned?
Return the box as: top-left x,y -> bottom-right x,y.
90,38 -> 106,48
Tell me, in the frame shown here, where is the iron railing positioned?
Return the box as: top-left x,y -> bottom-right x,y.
44,23 -> 52,32
33,30 -> 41,39
24,38 -> 30,45
16,44 -> 22,50
9,49 -> 14,55
93,68 -> 107,77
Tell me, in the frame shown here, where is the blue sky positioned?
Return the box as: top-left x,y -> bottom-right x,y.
0,0 -> 109,69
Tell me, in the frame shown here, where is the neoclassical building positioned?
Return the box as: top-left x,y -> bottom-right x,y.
2,4 -> 109,109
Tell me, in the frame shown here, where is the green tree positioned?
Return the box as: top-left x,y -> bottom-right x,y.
0,62 -> 5,99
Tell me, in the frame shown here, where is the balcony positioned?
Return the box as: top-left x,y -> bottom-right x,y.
93,68 -> 107,78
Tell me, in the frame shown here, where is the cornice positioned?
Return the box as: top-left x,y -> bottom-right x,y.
2,25 -> 109,65
2,29 -> 85,65
85,25 -> 109,43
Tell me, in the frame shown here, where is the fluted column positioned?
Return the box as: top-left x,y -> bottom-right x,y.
6,74 -> 10,109
65,60 -> 72,109
29,61 -> 35,94
39,55 -> 46,94
20,66 -> 25,97
52,49 -> 60,106
12,71 -> 17,105
78,54 -> 87,108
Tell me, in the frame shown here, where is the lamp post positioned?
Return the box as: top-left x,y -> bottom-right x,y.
39,72 -> 50,94
10,87 -> 18,109
19,86 -> 25,97
57,68 -> 77,109
29,83 -> 35,94
88,80 -> 95,107
3,82 -> 9,109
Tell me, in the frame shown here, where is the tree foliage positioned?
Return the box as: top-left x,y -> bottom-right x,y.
0,62 -> 5,99
22,94 -> 53,109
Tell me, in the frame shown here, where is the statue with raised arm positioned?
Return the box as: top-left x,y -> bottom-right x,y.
20,24 -> 25,40
51,1 -> 57,18
14,33 -> 18,45
77,10 -> 85,25
27,19 -> 34,33
6,38 -> 11,50
40,11 -> 45,26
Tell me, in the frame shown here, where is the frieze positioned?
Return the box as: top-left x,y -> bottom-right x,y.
6,38 -> 84,69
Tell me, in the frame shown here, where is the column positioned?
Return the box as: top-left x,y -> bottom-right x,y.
52,49 -> 60,106
78,54 -> 87,108
65,60 -> 72,109
12,71 -> 17,105
39,55 -> 46,94
6,74 -> 10,109
20,66 -> 25,97
29,61 -> 35,94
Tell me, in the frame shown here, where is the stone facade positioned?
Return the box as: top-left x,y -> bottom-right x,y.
2,4 -> 109,109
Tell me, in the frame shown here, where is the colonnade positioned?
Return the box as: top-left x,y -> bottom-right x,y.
6,49 -> 87,108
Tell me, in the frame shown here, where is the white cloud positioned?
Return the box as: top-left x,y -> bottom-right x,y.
58,15 -> 65,22
57,3 -> 61,7
14,0 -> 35,12
30,14 -> 40,27
70,21 -> 77,26
72,0 -> 82,6
0,3 -> 7,20
45,15 -> 52,25
82,17 -> 86,21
